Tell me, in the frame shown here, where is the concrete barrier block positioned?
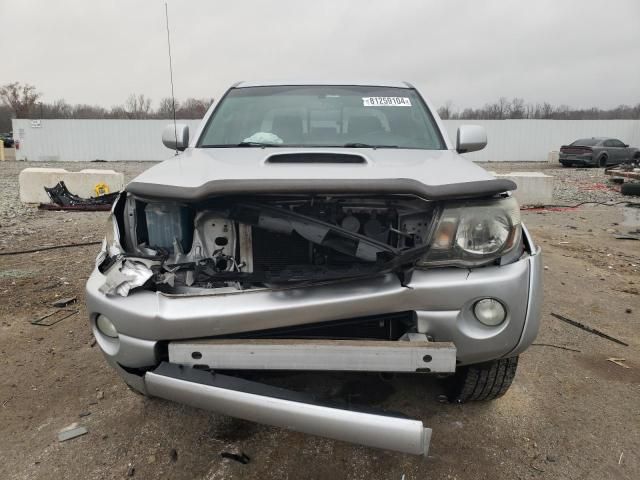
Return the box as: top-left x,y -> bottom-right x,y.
19,167 -> 125,204
493,171 -> 554,206
547,151 -> 560,164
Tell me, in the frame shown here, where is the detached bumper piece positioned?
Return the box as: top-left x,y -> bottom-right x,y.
40,181 -> 119,211
169,339 -> 456,373
145,363 -> 431,455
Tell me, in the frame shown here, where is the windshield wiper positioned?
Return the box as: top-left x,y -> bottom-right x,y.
343,143 -> 399,149
236,141 -> 282,147
200,142 -> 282,148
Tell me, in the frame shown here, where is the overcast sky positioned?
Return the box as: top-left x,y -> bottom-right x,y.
1,0 -> 639,111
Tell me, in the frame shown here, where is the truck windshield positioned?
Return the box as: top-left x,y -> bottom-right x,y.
198,85 -> 446,150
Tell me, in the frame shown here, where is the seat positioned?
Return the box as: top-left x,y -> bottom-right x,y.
271,115 -> 304,144
347,116 -> 385,138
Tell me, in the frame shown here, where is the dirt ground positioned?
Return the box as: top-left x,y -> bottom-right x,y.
1,160 -> 638,480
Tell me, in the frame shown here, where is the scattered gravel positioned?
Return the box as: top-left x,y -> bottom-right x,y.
547,167 -> 625,205
0,160 -> 155,251
479,162 -> 628,206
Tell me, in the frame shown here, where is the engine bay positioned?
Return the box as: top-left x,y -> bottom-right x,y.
101,194 -> 439,295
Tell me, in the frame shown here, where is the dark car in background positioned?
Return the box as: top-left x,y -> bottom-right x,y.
1,132 -> 14,148
559,137 -> 637,168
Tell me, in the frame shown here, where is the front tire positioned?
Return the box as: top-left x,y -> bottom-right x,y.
445,356 -> 518,403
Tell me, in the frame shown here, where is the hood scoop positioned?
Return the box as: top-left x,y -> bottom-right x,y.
266,153 -> 366,164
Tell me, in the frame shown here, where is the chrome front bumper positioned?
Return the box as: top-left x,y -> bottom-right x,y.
146,362 -> 431,456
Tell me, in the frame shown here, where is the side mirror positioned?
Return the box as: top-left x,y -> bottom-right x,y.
162,124 -> 189,151
456,125 -> 487,154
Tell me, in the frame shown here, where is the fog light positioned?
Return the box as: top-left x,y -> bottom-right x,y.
473,298 -> 506,326
96,314 -> 118,338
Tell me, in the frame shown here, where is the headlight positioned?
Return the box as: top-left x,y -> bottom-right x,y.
418,197 -> 521,267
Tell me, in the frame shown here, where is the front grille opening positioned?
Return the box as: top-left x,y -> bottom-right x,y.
216,311 -> 416,341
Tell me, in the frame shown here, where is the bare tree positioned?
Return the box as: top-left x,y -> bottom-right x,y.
0,104 -> 12,131
157,97 -> 180,118
42,99 -> 73,118
125,93 -> 152,119
72,104 -> 108,119
177,98 -> 213,118
437,100 -> 454,120
509,98 -> 525,119
0,82 -> 41,118
108,105 -> 129,119
539,102 -> 554,119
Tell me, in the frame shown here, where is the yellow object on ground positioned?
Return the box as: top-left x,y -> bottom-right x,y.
94,182 -> 110,196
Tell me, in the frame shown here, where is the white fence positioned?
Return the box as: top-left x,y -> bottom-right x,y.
12,118 -> 640,162
442,120 -> 640,162
12,119 -> 201,162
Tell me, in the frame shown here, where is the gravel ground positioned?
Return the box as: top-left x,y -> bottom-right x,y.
0,160 -> 153,251
1,159 -> 639,480
478,161 -> 628,205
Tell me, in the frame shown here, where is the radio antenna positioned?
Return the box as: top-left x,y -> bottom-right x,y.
164,2 -> 178,155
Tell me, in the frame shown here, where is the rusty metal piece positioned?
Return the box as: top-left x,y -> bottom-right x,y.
550,312 -> 628,347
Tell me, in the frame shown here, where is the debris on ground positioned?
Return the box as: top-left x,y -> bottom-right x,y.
57,423 -> 88,442
39,181 -> 118,211
0,240 -> 102,257
52,296 -> 77,308
607,358 -> 630,369
126,463 -> 135,477
532,343 -> 581,353
169,449 -> 178,463
220,451 -> 251,464
550,312 -> 629,347
31,309 -> 78,326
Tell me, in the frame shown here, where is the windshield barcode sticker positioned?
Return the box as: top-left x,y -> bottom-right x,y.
362,97 -> 412,107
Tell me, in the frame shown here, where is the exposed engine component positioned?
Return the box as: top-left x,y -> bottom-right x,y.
105,194 -> 437,295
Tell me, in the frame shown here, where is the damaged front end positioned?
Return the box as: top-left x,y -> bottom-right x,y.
89,190 -> 533,456
97,191 -> 522,297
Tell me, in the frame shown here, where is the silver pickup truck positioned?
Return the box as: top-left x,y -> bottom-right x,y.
86,81 -> 542,456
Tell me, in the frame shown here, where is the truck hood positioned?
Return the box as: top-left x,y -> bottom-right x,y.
127,148 -> 515,201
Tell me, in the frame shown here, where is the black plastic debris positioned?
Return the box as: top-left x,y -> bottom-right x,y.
169,448 -> 178,463
39,181 -> 119,211
52,296 -> 77,308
